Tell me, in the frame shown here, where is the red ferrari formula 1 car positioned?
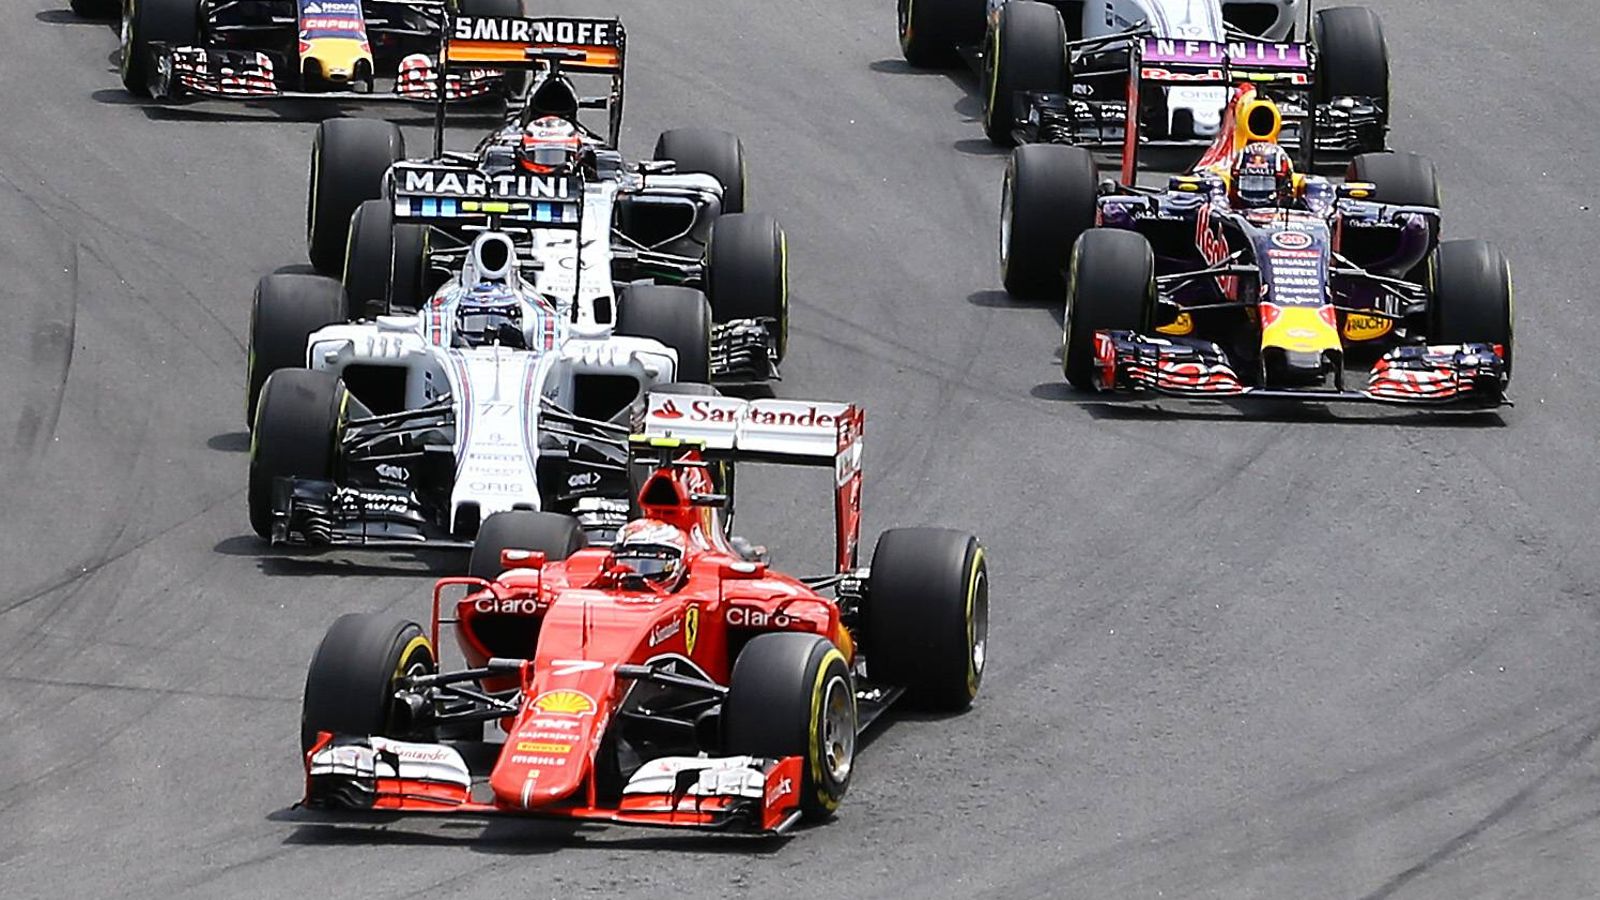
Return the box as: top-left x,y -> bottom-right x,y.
297,390 -> 988,834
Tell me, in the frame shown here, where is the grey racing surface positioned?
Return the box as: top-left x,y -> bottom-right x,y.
2,1 -> 1597,897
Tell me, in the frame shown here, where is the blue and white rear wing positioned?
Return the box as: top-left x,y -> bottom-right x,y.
388,161 -> 581,227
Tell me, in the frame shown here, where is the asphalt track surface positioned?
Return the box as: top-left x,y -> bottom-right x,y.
4,1 -> 1600,897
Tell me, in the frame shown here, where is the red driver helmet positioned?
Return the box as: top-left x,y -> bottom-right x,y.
518,116 -> 583,175
612,519 -> 689,589
1230,141 -> 1295,209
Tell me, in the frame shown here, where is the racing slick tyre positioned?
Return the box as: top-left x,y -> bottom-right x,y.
1062,229 -> 1154,390
863,528 -> 988,711
707,213 -> 788,363
468,511 -> 587,581
73,0 -> 116,18
1314,7 -> 1389,129
983,1 -> 1069,146
653,129 -> 747,214
119,0 -> 199,96
1348,151 -> 1439,208
343,200 -> 430,317
897,0 -> 985,68
723,633 -> 856,821
308,118 -> 406,275
1428,239 -> 1514,379
248,369 -> 346,539
617,285 -> 714,384
301,613 -> 437,755
1001,143 -> 1098,300
245,273 -> 348,427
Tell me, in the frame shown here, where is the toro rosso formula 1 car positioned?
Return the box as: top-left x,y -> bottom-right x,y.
115,0 -> 526,101
898,0 -> 1387,152
298,392 -> 988,834
303,14 -> 786,381
1002,85 -> 1512,407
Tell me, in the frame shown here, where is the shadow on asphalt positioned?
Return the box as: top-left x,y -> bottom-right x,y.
207,432 -> 250,453
88,88 -> 505,127
1028,385 -> 1511,427
273,812 -> 796,855
213,535 -> 466,576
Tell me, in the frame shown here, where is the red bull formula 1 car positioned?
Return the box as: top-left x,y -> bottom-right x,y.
1002,84 -> 1512,407
114,0 -> 525,101
297,390 -> 988,833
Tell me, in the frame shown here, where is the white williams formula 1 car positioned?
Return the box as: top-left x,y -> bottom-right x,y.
245,206 -> 705,551
303,15 -> 788,382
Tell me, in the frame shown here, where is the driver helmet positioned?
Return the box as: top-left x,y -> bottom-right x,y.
518,116 -> 583,175
453,285 -> 527,349
1230,142 -> 1295,209
612,519 -> 688,588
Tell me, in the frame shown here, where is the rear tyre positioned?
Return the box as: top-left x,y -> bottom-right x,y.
245,273 -> 348,427
1062,230 -> 1154,390
983,1 -> 1069,146
863,528 -> 987,711
1315,7 -> 1390,129
617,285 -> 713,383
308,118 -> 405,275
468,511 -> 587,581
343,200 -> 431,316
897,0 -> 985,68
72,0 -> 117,18
120,0 -> 199,96
1001,144 -> 1099,299
723,633 -> 856,820
707,213 -> 788,363
249,369 -> 345,539
301,613 -> 436,755
1348,152 -> 1439,208
1429,239 -> 1514,379
654,129 -> 747,214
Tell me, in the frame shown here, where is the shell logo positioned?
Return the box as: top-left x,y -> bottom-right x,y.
531,690 -> 596,716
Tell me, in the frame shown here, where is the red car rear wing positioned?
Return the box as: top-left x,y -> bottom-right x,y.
634,392 -> 865,573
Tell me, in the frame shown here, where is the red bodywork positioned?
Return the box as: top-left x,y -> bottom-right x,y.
306,402 -> 865,833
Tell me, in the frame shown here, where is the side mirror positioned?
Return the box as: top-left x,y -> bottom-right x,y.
1337,181 -> 1377,200
500,549 -> 547,571
719,561 -> 767,580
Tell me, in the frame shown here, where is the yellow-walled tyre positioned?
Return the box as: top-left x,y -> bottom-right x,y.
724,633 -> 856,820
301,614 -> 436,755
864,528 -> 988,711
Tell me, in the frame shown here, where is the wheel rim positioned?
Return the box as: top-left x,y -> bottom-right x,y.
119,0 -> 135,78
897,0 -> 912,45
969,568 -> 989,688
820,675 -> 855,784
999,169 -> 1014,273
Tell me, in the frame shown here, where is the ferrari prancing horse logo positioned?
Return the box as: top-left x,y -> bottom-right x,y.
684,606 -> 700,656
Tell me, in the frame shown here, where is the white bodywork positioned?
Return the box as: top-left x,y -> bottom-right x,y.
303,232 -> 682,527
1068,0 -> 1303,136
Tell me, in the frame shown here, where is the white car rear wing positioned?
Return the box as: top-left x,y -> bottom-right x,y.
635,392 -> 864,572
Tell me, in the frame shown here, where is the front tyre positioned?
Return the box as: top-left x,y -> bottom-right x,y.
864,528 -> 988,711
248,369 -> 346,539
616,285 -> 714,383
1315,6 -> 1390,135
120,0 -> 198,96
723,633 -> 856,820
301,613 -> 437,755
1062,230 -> 1154,390
707,213 -> 788,363
1428,239 -> 1514,379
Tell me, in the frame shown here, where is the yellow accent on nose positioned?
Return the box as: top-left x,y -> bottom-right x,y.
303,38 -> 371,81
1261,306 -> 1340,354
